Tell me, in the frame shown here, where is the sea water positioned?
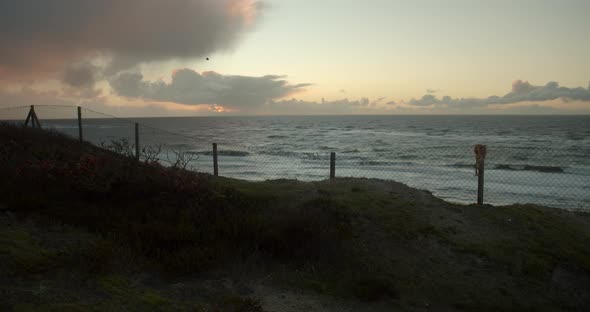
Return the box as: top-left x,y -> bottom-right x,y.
36,115 -> 590,210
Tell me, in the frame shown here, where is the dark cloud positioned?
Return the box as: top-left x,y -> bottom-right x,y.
0,0 -> 263,80
60,62 -> 103,98
109,68 -> 311,110
62,63 -> 101,88
409,80 -> 590,107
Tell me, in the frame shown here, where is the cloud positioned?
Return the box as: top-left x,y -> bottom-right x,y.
0,88 -> 219,119
58,62 -> 104,98
3,85 -> 589,117
62,63 -> 101,89
109,68 -> 311,111
426,89 -> 437,94
266,98 -> 390,115
409,80 -> 590,108
0,0 -> 263,80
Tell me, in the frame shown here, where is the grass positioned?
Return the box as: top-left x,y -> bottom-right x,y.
0,224 -> 58,275
1,123 -> 590,311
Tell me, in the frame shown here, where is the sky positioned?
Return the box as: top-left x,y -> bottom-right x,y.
1,0 -> 589,116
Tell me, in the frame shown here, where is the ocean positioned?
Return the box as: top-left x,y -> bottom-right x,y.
19,114 -> 590,210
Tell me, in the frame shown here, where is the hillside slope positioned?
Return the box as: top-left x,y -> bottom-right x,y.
1,124 -> 589,311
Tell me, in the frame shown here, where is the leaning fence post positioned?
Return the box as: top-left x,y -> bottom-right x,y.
24,105 -> 41,128
134,123 -> 140,161
77,106 -> 83,143
24,105 -> 33,127
212,143 -> 219,176
330,152 -> 336,179
32,105 -> 41,128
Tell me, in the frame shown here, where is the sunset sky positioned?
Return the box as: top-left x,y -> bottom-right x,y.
1,0 -> 589,116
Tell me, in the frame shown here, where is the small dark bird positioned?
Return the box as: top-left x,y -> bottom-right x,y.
206,57 -> 210,61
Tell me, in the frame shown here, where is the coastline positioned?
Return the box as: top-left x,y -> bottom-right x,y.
1,124 -> 590,311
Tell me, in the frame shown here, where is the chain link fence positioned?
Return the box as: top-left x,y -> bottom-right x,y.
1,105 -> 588,210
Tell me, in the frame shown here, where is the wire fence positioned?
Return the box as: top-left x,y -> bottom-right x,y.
1,105 -> 589,210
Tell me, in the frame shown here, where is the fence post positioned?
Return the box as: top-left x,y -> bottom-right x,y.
32,105 -> 40,128
477,159 -> 485,205
24,105 -> 41,128
330,152 -> 336,179
134,123 -> 140,161
77,106 -> 83,143
24,105 -> 33,127
213,143 -> 219,176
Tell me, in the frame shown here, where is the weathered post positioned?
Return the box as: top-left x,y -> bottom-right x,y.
77,106 -> 83,143
32,106 -> 40,128
330,152 -> 336,179
24,105 -> 33,127
477,159 -> 485,205
134,123 -> 140,161
474,144 -> 487,205
24,105 -> 41,128
213,143 -> 219,176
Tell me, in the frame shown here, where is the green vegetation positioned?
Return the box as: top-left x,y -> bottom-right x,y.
1,123 -> 589,311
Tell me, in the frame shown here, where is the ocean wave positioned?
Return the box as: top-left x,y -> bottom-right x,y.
566,134 -> 585,141
510,155 -> 529,161
493,164 -> 565,173
449,162 -> 565,173
188,150 -> 250,157
267,135 -> 288,139
373,147 -> 389,152
301,152 -> 324,160
259,150 -> 297,157
260,150 -> 325,160
359,160 -> 390,166
398,154 -> 419,160
450,163 -> 475,169
358,160 -> 415,166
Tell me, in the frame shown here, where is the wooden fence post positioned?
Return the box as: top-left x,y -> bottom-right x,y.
24,105 -> 41,128
24,105 -> 33,127
77,106 -> 83,143
213,143 -> 219,176
32,106 -> 40,128
477,159 -> 485,205
330,152 -> 336,179
134,123 -> 140,161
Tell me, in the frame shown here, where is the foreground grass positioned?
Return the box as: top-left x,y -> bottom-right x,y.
1,123 -> 589,311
